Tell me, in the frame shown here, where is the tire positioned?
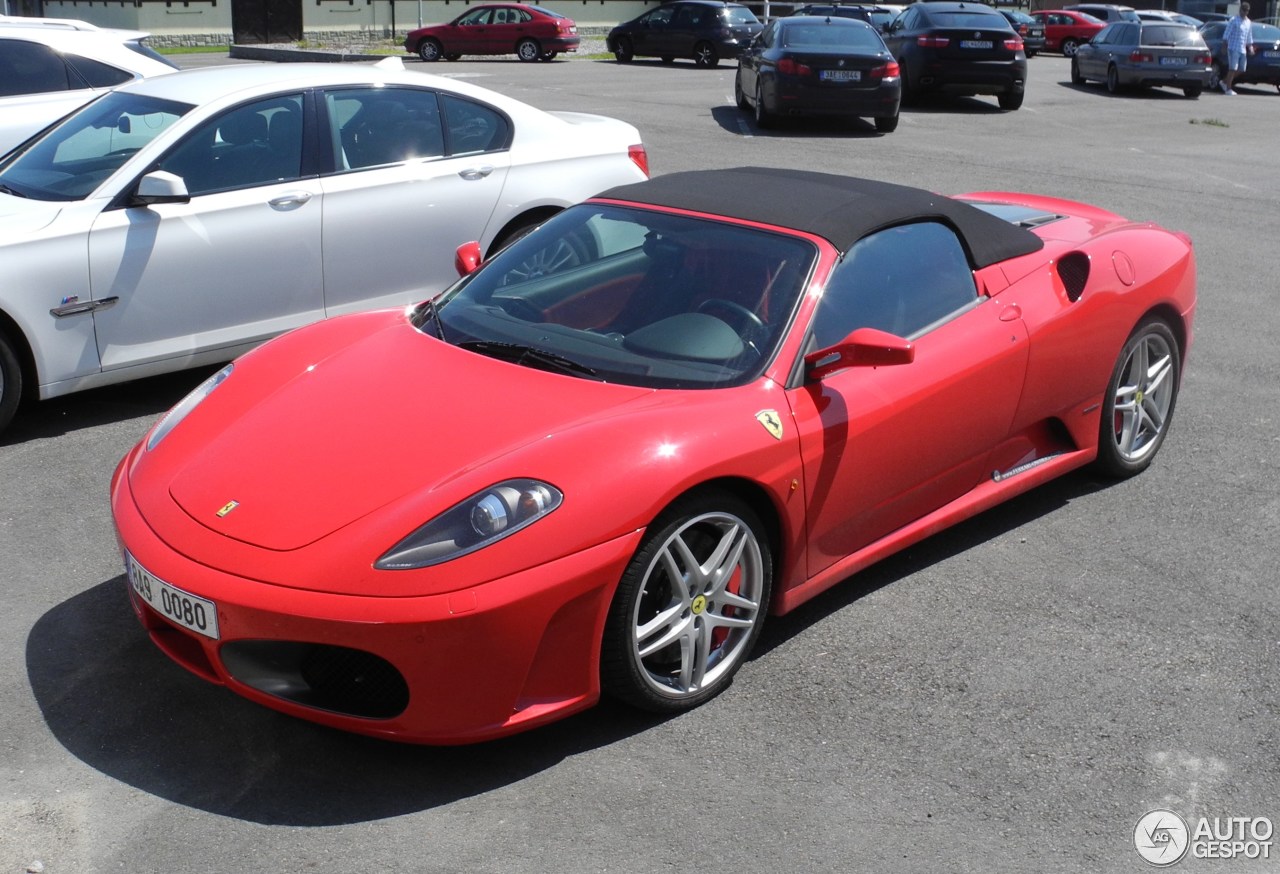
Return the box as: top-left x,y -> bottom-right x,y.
693,41 -> 719,68
754,79 -> 773,128
735,71 -> 750,110
489,218 -> 596,281
613,36 -> 634,63
1106,63 -> 1121,94
1071,56 -> 1085,85
600,491 -> 772,712
998,89 -> 1024,110
660,55 -> 675,64
0,328 -> 23,436
539,51 -> 558,61
1062,37 -> 1079,57
444,53 -> 462,62
1208,62 -> 1223,90
516,38 -> 541,62
1094,319 -> 1181,478
1026,49 -> 1038,58
875,112 -> 899,132
417,38 -> 443,62
1183,83 -> 1202,98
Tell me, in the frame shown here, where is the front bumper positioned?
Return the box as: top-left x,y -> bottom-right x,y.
111,450 -> 641,744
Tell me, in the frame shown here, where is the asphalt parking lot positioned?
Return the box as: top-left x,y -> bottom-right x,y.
3,50 -> 1279,873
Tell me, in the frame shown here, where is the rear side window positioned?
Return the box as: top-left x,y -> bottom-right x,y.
442,94 -> 511,155
812,222 -> 977,347
0,40 -> 72,96
65,54 -> 133,88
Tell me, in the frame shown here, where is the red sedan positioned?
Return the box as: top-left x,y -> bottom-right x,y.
112,168 -> 1196,744
1031,9 -> 1106,56
403,3 -> 580,62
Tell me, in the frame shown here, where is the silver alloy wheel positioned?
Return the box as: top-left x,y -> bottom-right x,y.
628,510 -> 765,700
417,39 -> 442,62
516,38 -> 540,62
1110,329 -> 1175,465
502,234 -> 588,283
1062,38 -> 1079,57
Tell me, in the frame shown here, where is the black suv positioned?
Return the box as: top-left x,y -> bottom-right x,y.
608,1 -> 763,67
882,1 -> 1027,109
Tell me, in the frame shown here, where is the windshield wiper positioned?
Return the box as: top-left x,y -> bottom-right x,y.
0,183 -> 27,198
416,297 -> 447,342
459,340 -> 601,380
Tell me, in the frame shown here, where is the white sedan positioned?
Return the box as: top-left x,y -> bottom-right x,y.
0,20 -> 178,154
0,59 -> 649,434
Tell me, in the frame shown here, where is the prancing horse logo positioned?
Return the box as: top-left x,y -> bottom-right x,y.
755,410 -> 784,440
216,500 -> 239,518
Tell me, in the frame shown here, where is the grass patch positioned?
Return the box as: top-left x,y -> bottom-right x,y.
1190,117 -> 1229,127
156,44 -> 232,55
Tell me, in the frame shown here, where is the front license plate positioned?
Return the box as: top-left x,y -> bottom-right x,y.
1159,56 -> 1188,66
821,69 -> 862,81
960,40 -> 993,49
1264,50 -> 1279,58
127,554 -> 220,640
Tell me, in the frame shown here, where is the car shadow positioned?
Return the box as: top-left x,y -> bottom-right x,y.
0,366 -> 222,447
899,94 -> 1008,113
1061,80 -> 1206,99
28,464 -> 1113,825
709,104 -> 889,138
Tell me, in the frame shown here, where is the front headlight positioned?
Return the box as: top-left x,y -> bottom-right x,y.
375,479 -> 563,570
146,363 -> 233,450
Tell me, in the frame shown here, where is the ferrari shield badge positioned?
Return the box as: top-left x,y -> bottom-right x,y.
756,410 -> 784,440
216,500 -> 239,518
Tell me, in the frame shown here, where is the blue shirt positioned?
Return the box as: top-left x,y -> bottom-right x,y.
1225,14 -> 1254,54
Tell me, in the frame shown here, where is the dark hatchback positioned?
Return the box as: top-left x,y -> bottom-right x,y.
608,0 -> 763,67
736,15 -> 902,131
1199,20 -> 1280,91
999,9 -> 1047,57
882,1 -> 1028,109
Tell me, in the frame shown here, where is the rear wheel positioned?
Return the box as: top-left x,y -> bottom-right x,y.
754,80 -> 773,128
693,41 -> 719,68
613,36 -> 634,63
0,328 -> 23,435
600,491 -> 772,712
516,38 -> 541,62
1062,37 -> 1079,57
1208,62 -> 1223,90
875,112 -> 899,132
735,72 -> 750,109
1094,318 -> 1181,478
998,89 -> 1024,110
417,38 -> 443,62
1106,63 -> 1121,94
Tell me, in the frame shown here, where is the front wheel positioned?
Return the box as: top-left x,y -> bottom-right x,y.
613,36 -> 634,63
875,112 -> 899,133
1208,62 -> 1223,90
735,72 -> 750,109
1062,37 -> 1079,57
600,491 -> 773,712
516,38 -> 541,62
0,328 -> 23,435
998,89 -> 1024,110
1094,319 -> 1181,478
693,41 -> 719,68
539,51 -> 558,61
417,38 -> 443,62
1070,56 -> 1085,85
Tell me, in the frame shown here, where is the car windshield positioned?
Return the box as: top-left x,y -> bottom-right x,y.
1251,22 -> 1280,39
430,204 -> 817,389
782,21 -> 881,47
1079,12 -> 1104,23
1140,23 -> 1204,45
1006,11 -> 1035,24
0,90 -> 191,201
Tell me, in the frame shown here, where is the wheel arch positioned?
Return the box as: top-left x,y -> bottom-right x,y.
0,308 -> 39,406
1138,301 -> 1189,364
486,205 -> 564,258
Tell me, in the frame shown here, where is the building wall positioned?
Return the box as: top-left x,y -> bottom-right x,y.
32,0 -> 665,45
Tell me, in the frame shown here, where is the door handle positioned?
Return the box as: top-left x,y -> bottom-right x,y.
458,165 -> 494,181
269,191 -> 312,209
999,303 -> 1023,322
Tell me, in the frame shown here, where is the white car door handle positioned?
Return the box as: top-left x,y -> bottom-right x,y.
458,165 -> 494,181
268,191 -> 313,209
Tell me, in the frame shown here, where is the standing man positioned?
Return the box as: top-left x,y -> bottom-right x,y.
1221,1 -> 1255,95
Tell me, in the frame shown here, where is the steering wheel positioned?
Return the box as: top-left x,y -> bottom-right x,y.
697,298 -> 765,360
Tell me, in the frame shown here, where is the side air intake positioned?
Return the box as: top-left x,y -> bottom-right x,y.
1057,252 -> 1090,302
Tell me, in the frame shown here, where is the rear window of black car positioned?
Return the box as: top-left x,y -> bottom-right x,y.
922,10 -> 1011,29
724,6 -> 761,24
782,22 -> 882,48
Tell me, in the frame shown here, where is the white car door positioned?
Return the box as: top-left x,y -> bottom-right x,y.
317,86 -> 511,316
87,94 -> 323,372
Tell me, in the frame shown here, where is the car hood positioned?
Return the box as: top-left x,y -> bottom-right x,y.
0,194 -> 62,236
165,316 -> 654,551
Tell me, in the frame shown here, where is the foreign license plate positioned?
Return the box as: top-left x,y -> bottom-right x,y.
821,69 -> 862,81
960,40 -> 993,49
1159,56 -> 1188,65
127,554 -> 220,640
1265,50 -> 1280,58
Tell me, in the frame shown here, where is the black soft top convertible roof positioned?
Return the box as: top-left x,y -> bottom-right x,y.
595,167 -> 1045,268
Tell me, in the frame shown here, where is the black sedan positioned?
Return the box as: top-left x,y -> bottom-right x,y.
736,16 -> 902,131
882,1 -> 1027,109
1199,20 -> 1280,91
999,9 -> 1047,57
